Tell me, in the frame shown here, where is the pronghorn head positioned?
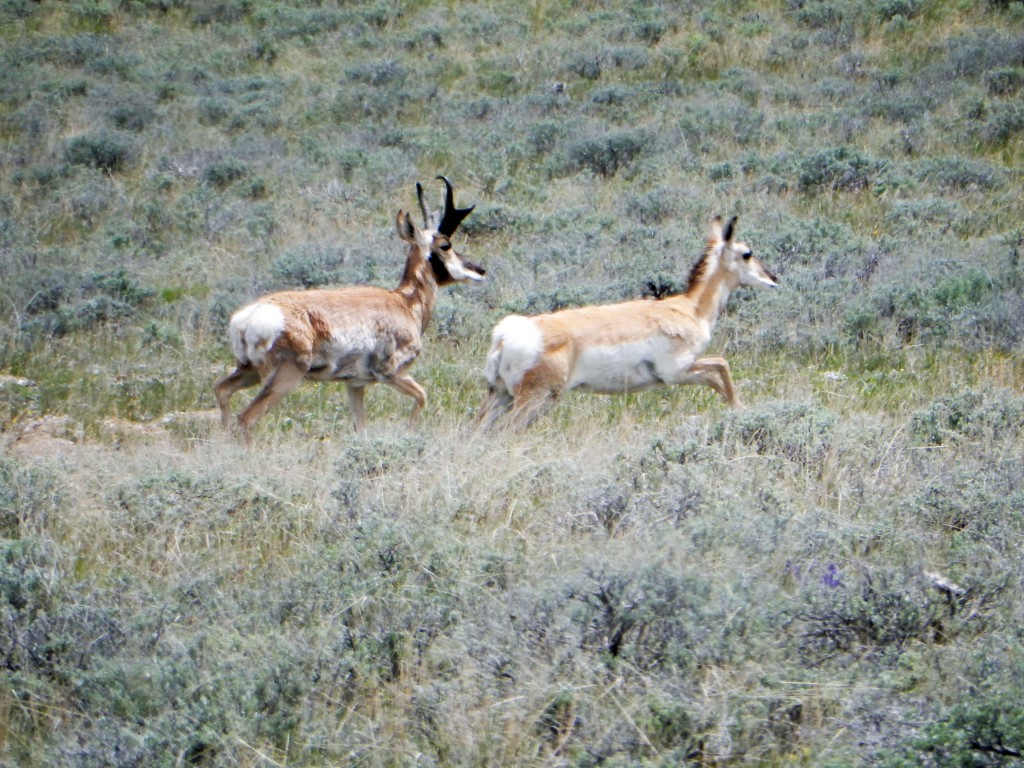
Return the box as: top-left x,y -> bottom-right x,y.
396,176 -> 485,285
712,215 -> 778,290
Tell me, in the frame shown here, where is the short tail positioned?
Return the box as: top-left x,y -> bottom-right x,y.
486,315 -> 541,390
478,316 -> 542,429
483,336 -> 505,390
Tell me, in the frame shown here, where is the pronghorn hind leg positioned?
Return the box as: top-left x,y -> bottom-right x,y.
214,364 -> 261,428
237,360 -> 308,431
505,363 -> 566,431
688,356 -> 741,409
508,390 -> 558,431
345,384 -> 368,431
381,373 -> 427,426
506,380 -> 561,431
477,385 -> 514,431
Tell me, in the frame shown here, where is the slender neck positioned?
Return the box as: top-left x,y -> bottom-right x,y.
676,250 -> 738,329
394,243 -> 439,331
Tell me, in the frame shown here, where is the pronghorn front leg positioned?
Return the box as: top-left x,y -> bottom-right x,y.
345,384 -> 368,431
687,356 -> 742,409
381,373 -> 427,426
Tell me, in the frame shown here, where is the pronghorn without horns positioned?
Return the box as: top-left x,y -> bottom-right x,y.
478,215 -> 777,430
215,177 -> 484,433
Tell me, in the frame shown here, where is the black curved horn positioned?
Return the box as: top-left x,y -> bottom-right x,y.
435,176 -> 475,237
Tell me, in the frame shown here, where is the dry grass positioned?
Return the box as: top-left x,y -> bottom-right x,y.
5,364 -> 1024,765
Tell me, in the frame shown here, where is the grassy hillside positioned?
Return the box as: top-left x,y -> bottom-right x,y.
2,0 -> 1024,765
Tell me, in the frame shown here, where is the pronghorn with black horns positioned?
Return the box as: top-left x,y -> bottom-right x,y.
478,215 -> 777,430
215,177 -> 484,434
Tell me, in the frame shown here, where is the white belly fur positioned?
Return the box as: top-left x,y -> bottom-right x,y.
570,337 -> 695,393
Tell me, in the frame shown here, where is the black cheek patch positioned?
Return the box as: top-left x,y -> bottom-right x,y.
429,254 -> 453,284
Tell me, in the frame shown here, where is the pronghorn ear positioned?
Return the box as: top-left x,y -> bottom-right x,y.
396,210 -> 417,242
709,215 -> 724,242
723,216 -> 738,244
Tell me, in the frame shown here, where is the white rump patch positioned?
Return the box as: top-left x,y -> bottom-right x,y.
229,302 -> 285,365
486,315 -> 543,391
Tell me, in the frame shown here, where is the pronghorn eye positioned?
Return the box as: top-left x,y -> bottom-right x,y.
742,251 -> 753,260
439,242 -> 452,252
